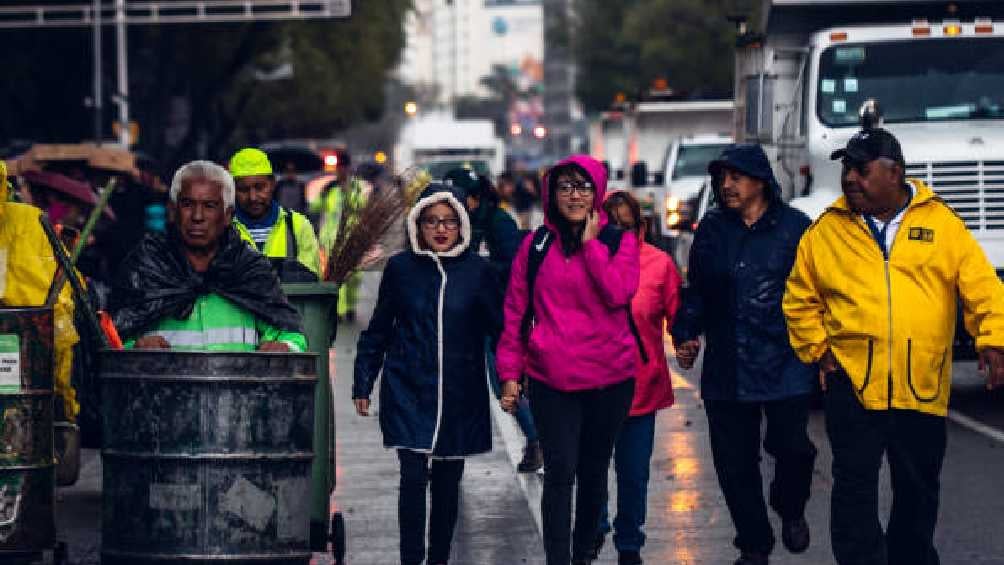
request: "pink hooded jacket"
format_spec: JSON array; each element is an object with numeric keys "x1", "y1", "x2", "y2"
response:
[{"x1": 496, "y1": 155, "x2": 641, "y2": 391}]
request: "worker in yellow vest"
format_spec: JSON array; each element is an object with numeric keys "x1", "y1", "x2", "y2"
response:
[
  {"x1": 229, "y1": 148, "x2": 321, "y2": 282},
  {"x1": 309, "y1": 152, "x2": 363, "y2": 320}
]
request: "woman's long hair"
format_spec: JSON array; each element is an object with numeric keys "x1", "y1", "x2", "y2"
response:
[
  {"x1": 603, "y1": 191, "x2": 644, "y2": 238},
  {"x1": 546, "y1": 162, "x2": 593, "y2": 257}
]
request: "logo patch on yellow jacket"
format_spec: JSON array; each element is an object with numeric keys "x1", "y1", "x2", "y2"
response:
[{"x1": 908, "y1": 227, "x2": 935, "y2": 243}]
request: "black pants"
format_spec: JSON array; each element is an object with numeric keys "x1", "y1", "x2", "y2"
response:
[
  {"x1": 705, "y1": 395, "x2": 817, "y2": 555},
  {"x1": 397, "y1": 449, "x2": 466, "y2": 565},
  {"x1": 825, "y1": 371, "x2": 946, "y2": 565},
  {"x1": 529, "y1": 377, "x2": 635, "y2": 565}
]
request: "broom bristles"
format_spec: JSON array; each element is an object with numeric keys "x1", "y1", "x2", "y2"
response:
[{"x1": 323, "y1": 169, "x2": 432, "y2": 284}]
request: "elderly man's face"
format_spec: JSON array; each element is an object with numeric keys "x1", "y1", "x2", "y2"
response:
[{"x1": 171, "y1": 180, "x2": 232, "y2": 252}]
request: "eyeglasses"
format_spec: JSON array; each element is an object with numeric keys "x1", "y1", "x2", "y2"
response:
[
  {"x1": 420, "y1": 216, "x2": 460, "y2": 231},
  {"x1": 556, "y1": 180, "x2": 595, "y2": 196}
]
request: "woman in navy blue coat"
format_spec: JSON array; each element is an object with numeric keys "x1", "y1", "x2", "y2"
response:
[{"x1": 353, "y1": 183, "x2": 503, "y2": 565}]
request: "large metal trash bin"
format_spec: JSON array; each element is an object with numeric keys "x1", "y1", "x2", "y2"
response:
[
  {"x1": 100, "y1": 350, "x2": 317, "y2": 564},
  {"x1": 281, "y1": 282, "x2": 339, "y2": 551},
  {"x1": 0, "y1": 307, "x2": 56, "y2": 561}
]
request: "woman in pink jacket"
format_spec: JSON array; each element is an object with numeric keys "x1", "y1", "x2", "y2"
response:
[
  {"x1": 592, "y1": 190, "x2": 682, "y2": 565},
  {"x1": 496, "y1": 155, "x2": 640, "y2": 565}
]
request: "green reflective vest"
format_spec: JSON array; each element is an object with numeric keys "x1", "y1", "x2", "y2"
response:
[
  {"x1": 310, "y1": 179, "x2": 365, "y2": 253},
  {"x1": 123, "y1": 293, "x2": 307, "y2": 352},
  {"x1": 233, "y1": 208, "x2": 321, "y2": 276}
]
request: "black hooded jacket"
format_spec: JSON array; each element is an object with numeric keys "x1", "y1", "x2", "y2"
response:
[
  {"x1": 110, "y1": 227, "x2": 303, "y2": 339},
  {"x1": 671, "y1": 144, "x2": 813, "y2": 401}
]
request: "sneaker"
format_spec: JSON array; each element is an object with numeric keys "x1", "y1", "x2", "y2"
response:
[
  {"x1": 734, "y1": 551, "x2": 769, "y2": 565},
  {"x1": 516, "y1": 441, "x2": 543, "y2": 473},
  {"x1": 618, "y1": 550, "x2": 643, "y2": 564},
  {"x1": 587, "y1": 532, "x2": 605, "y2": 560},
  {"x1": 781, "y1": 517, "x2": 810, "y2": 553}
]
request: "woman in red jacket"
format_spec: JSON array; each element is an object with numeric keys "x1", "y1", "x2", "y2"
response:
[{"x1": 593, "y1": 191, "x2": 682, "y2": 565}]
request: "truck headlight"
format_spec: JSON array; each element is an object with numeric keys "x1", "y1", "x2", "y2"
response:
[{"x1": 665, "y1": 196, "x2": 682, "y2": 228}]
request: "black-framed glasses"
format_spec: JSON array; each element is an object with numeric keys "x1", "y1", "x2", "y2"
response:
[
  {"x1": 556, "y1": 180, "x2": 595, "y2": 196},
  {"x1": 420, "y1": 216, "x2": 460, "y2": 231}
]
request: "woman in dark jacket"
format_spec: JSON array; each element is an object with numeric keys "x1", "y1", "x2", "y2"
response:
[
  {"x1": 671, "y1": 144, "x2": 817, "y2": 565},
  {"x1": 352, "y1": 183, "x2": 502, "y2": 565}
]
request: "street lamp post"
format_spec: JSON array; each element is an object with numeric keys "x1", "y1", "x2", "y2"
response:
[
  {"x1": 93, "y1": 0, "x2": 102, "y2": 145},
  {"x1": 115, "y1": 0, "x2": 129, "y2": 147}
]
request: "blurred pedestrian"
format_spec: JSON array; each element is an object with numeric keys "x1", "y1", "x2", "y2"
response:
[
  {"x1": 0, "y1": 161, "x2": 79, "y2": 422},
  {"x1": 515, "y1": 172, "x2": 544, "y2": 230},
  {"x1": 590, "y1": 191, "x2": 681, "y2": 565},
  {"x1": 310, "y1": 151, "x2": 363, "y2": 321},
  {"x1": 784, "y1": 128, "x2": 1004, "y2": 565},
  {"x1": 229, "y1": 148, "x2": 321, "y2": 282},
  {"x1": 352, "y1": 183, "x2": 503, "y2": 565},
  {"x1": 274, "y1": 161, "x2": 307, "y2": 214},
  {"x1": 671, "y1": 144, "x2": 816, "y2": 565},
  {"x1": 443, "y1": 168, "x2": 543, "y2": 472},
  {"x1": 496, "y1": 170, "x2": 519, "y2": 221},
  {"x1": 496, "y1": 155, "x2": 641, "y2": 565}
]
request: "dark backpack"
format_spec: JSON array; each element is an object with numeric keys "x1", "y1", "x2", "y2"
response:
[{"x1": 519, "y1": 225, "x2": 648, "y2": 363}]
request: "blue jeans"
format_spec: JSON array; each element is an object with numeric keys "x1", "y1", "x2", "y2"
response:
[
  {"x1": 486, "y1": 343, "x2": 538, "y2": 442},
  {"x1": 598, "y1": 412, "x2": 657, "y2": 553}
]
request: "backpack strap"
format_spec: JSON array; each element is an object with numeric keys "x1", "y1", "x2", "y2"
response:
[
  {"x1": 519, "y1": 226, "x2": 553, "y2": 344},
  {"x1": 283, "y1": 208, "x2": 298, "y2": 260},
  {"x1": 519, "y1": 223, "x2": 648, "y2": 364}
]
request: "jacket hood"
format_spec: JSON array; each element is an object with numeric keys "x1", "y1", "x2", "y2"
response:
[
  {"x1": 708, "y1": 144, "x2": 782, "y2": 204},
  {"x1": 406, "y1": 183, "x2": 473, "y2": 258},
  {"x1": 541, "y1": 154, "x2": 609, "y2": 230}
]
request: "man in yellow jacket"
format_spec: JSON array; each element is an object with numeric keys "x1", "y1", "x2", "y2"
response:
[
  {"x1": 783, "y1": 128, "x2": 1004, "y2": 565},
  {"x1": 0, "y1": 160, "x2": 79, "y2": 421},
  {"x1": 229, "y1": 148, "x2": 321, "y2": 281}
]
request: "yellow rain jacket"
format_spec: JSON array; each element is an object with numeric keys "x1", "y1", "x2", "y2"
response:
[
  {"x1": 784, "y1": 180, "x2": 1004, "y2": 416},
  {"x1": 0, "y1": 167, "x2": 79, "y2": 420}
]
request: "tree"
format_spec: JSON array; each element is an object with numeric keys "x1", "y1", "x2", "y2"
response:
[
  {"x1": 572, "y1": 0, "x2": 759, "y2": 113},
  {"x1": 0, "y1": 0, "x2": 412, "y2": 174}
]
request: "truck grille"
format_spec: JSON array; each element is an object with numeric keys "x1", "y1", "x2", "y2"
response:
[{"x1": 906, "y1": 161, "x2": 1004, "y2": 231}]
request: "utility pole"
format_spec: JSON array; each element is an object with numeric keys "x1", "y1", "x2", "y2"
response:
[
  {"x1": 115, "y1": 0, "x2": 129, "y2": 146},
  {"x1": 93, "y1": 0, "x2": 103, "y2": 144}
]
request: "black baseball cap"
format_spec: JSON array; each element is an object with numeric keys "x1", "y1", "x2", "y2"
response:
[{"x1": 830, "y1": 128, "x2": 904, "y2": 165}]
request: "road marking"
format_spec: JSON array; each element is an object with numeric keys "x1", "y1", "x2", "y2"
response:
[{"x1": 947, "y1": 409, "x2": 1004, "y2": 444}]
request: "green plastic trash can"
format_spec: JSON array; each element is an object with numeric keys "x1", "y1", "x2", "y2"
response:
[{"x1": 281, "y1": 282, "x2": 340, "y2": 554}]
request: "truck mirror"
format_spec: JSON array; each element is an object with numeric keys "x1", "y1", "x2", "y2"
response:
[{"x1": 631, "y1": 162, "x2": 649, "y2": 187}]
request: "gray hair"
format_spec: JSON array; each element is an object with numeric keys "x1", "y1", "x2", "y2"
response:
[{"x1": 169, "y1": 160, "x2": 235, "y2": 209}]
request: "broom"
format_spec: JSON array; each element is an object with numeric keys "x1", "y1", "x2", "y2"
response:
[{"x1": 323, "y1": 168, "x2": 432, "y2": 284}]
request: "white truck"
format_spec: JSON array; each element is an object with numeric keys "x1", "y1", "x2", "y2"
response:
[
  {"x1": 590, "y1": 100, "x2": 733, "y2": 254},
  {"x1": 393, "y1": 115, "x2": 505, "y2": 179},
  {"x1": 736, "y1": 0, "x2": 1004, "y2": 355}
]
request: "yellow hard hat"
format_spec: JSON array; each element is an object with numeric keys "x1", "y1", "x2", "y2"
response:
[{"x1": 228, "y1": 148, "x2": 273, "y2": 178}]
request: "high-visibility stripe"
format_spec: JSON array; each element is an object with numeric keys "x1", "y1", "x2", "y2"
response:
[{"x1": 145, "y1": 327, "x2": 259, "y2": 348}]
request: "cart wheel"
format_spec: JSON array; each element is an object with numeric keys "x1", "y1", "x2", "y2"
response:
[
  {"x1": 53, "y1": 542, "x2": 68, "y2": 565},
  {"x1": 330, "y1": 512, "x2": 346, "y2": 564}
]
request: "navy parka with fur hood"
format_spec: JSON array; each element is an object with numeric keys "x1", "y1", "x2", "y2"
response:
[{"x1": 352, "y1": 184, "x2": 503, "y2": 456}]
